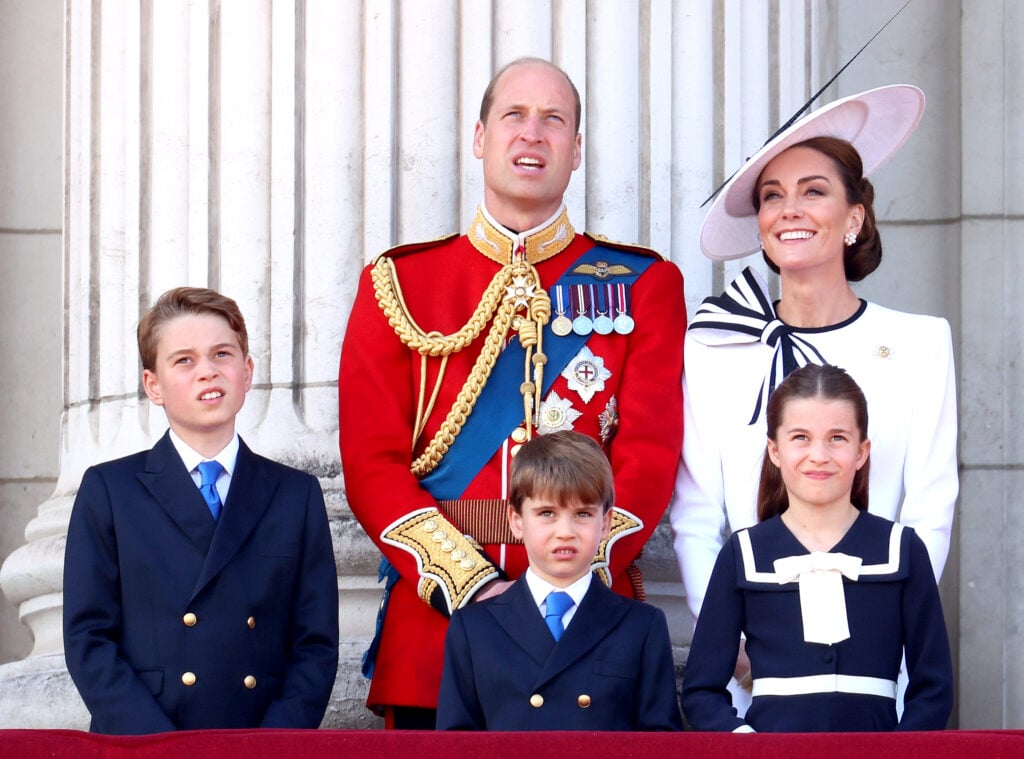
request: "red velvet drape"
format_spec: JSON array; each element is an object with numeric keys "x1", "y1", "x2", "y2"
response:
[{"x1": 2, "y1": 728, "x2": 1023, "y2": 758}]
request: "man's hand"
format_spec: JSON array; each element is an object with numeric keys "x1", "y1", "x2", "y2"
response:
[{"x1": 474, "y1": 579, "x2": 516, "y2": 602}]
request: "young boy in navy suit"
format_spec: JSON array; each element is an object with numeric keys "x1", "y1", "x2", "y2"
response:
[
  {"x1": 436, "y1": 431, "x2": 682, "y2": 730},
  {"x1": 63, "y1": 287, "x2": 339, "y2": 734}
]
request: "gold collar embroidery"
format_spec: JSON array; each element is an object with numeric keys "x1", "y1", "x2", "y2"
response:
[{"x1": 468, "y1": 206, "x2": 576, "y2": 265}]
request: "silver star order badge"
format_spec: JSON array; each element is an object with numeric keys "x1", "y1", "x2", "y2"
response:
[
  {"x1": 561, "y1": 345, "x2": 612, "y2": 403},
  {"x1": 504, "y1": 275, "x2": 536, "y2": 309},
  {"x1": 537, "y1": 392, "x2": 582, "y2": 434}
]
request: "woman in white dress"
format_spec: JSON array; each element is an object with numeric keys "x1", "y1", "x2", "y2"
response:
[{"x1": 671, "y1": 85, "x2": 958, "y2": 700}]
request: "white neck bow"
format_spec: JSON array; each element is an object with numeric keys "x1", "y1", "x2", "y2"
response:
[{"x1": 773, "y1": 552, "x2": 863, "y2": 645}]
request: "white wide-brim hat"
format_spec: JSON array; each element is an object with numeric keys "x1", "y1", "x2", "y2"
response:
[{"x1": 699, "y1": 84, "x2": 926, "y2": 261}]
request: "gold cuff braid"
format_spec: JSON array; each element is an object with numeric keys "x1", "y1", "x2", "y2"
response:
[
  {"x1": 381, "y1": 508, "x2": 498, "y2": 614},
  {"x1": 593, "y1": 507, "x2": 645, "y2": 587}
]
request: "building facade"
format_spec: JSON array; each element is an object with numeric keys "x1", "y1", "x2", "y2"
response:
[{"x1": 0, "y1": 0, "x2": 1020, "y2": 729}]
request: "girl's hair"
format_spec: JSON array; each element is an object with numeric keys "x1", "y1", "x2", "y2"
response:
[
  {"x1": 756, "y1": 363, "x2": 870, "y2": 521},
  {"x1": 753, "y1": 136, "x2": 882, "y2": 282}
]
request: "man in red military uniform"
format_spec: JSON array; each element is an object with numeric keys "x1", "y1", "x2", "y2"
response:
[{"x1": 338, "y1": 57, "x2": 685, "y2": 728}]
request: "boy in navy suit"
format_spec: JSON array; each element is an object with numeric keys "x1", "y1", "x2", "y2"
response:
[
  {"x1": 436, "y1": 431, "x2": 682, "y2": 730},
  {"x1": 63, "y1": 287, "x2": 339, "y2": 734}
]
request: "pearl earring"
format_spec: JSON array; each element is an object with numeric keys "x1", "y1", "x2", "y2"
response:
[{"x1": 844, "y1": 231, "x2": 857, "y2": 247}]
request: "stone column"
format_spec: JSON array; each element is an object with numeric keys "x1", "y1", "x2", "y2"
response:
[
  {"x1": 0, "y1": 0, "x2": 63, "y2": 668},
  {"x1": 958, "y1": 0, "x2": 1024, "y2": 729},
  {"x1": 0, "y1": 0, "x2": 376, "y2": 728}
]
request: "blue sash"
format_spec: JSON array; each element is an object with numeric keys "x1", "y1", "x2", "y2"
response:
[{"x1": 419, "y1": 245, "x2": 656, "y2": 499}]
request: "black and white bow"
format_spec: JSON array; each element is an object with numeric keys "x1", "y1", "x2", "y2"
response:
[{"x1": 688, "y1": 267, "x2": 828, "y2": 424}]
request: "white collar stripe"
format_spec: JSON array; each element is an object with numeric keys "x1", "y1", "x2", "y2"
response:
[{"x1": 738, "y1": 522, "x2": 904, "y2": 583}]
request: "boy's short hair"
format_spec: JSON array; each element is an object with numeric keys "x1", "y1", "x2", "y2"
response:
[
  {"x1": 509, "y1": 431, "x2": 614, "y2": 513},
  {"x1": 138, "y1": 287, "x2": 249, "y2": 372}
]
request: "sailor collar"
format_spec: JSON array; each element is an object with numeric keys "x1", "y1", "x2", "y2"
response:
[
  {"x1": 736, "y1": 514, "x2": 907, "y2": 646},
  {"x1": 468, "y1": 204, "x2": 576, "y2": 265},
  {"x1": 736, "y1": 513, "x2": 908, "y2": 588}
]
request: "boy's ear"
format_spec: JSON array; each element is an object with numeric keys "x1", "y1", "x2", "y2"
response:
[
  {"x1": 600, "y1": 507, "x2": 613, "y2": 539},
  {"x1": 507, "y1": 502, "x2": 524, "y2": 540},
  {"x1": 142, "y1": 369, "x2": 165, "y2": 407},
  {"x1": 244, "y1": 354, "x2": 254, "y2": 391}
]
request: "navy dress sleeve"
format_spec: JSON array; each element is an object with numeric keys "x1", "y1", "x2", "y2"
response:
[
  {"x1": 680, "y1": 535, "x2": 748, "y2": 732},
  {"x1": 898, "y1": 529, "x2": 954, "y2": 730}
]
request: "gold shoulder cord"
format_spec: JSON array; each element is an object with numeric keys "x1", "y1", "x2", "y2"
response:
[{"x1": 371, "y1": 255, "x2": 550, "y2": 477}]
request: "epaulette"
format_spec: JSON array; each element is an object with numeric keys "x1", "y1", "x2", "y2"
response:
[
  {"x1": 584, "y1": 231, "x2": 667, "y2": 262},
  {"x1": 371, "y1": 232, "x2": 460, "y2": 265}
]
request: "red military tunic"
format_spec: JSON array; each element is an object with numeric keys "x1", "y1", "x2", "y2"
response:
[{"x1": 338, "y1": 205, "x2": 685, "y2": 713}]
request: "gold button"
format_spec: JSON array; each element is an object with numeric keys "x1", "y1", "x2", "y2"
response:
[
  {"x1": 441, "y1": 539, "x2": 456, "y2": 552},
  {"x1": 460, "y1": 558, "x2": 476, "y2": 570},
  {"x1": 422, "y1": 519, "x2": 438, "y2": 533},
  {"x1": 577, "y1": 694, "x2": 592, "y2": 708},
  {"x1": 432, "y1": 530, "x2": 447, "y2": 542},
  {"x1": 243, "y1": 675, "x2": 257, "y2": 689},
  {"x1": 247, "y1": 616, "x2": 256, "y2": 629},
  {"x1": 182, "y1": 612, "x2": 197, "y2": 627},
  {"x1": 530, "y1": 693, "x2": 544, "y2": 708},
  {"x1": 511, "y1": 427, "x2": 528, "y2": 444},
  {"x1": 181, "y1": 672, "x2": 196, "y2": 686},
  {"x1": 510, "y1": 444, "x2": 522, "y2": 457}
]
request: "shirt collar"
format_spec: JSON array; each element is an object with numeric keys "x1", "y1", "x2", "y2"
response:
[
  {"x1": 524, "y1": 567, "x2": 593, "y2": 610},
  {"x1": 168, "y1": 429, "x2": 240, "y2": 476}
]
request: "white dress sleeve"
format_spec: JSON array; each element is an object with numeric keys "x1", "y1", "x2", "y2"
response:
[
  {"x1": 894, "y1": 316, "x2": 958, "y2": 580},
  {"x1": 671, "y1": 371, "x2": 729, "y2": 620}
]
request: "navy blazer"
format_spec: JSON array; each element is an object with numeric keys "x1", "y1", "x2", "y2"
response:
[
  {"x1": 63, "y1": 432, "x2": 339, "y2": 734},
  {"x1": 681, "y1": 513, "x2": 953, "y2": 732},
  {"x1": 437, "y1": 574, "x2": 682, "y2": 731}
]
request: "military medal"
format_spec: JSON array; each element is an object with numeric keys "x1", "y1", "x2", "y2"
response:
[
  {"x1": 562, "y1": 346, "x2": 612, "y2": 403},
  {"x1": 550, "y1": 285, "x2": 573, "y2": 336},
  {"x1": 593, "y1": 284, "x2": 614, "y2": 335},
  {"x1": 571, "y1": 284, "x2": 593, "y2": 335},
  {"x1": 613, "y1": 283, "x2": 635, "y2": 335},
  {"x1": 537, "y1": 392, "x2": 582, "y2": 434},
  {"x1": 598, "y1": 396, "x2": 619, "y2": 444}
]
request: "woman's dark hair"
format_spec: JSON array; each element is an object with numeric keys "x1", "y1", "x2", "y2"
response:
[
  {"x1": 753, "y1": 136, "x2": 883, "y2": 282},
  {"x1": 757, "y1": 363, "x2": 870, "y2": 521}
]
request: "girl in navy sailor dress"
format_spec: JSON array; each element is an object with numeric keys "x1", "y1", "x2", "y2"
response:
[{"x1": 681, "y1": 364, "x2": 953, "y2": 732}]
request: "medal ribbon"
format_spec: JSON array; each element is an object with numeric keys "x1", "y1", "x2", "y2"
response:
[{"x1": 615, "y1": 283, "x2": 629, "y2": 315}]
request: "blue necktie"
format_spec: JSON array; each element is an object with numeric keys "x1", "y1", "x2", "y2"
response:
[
  {"x1": 544, "y1": 591, "x2": 574, "y2": 642},
  {"x1": 197, "y1": 460, "x2": 225, "y2": 521}
]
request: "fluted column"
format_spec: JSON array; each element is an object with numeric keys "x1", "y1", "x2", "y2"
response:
[
  {"x1": 957, "y1": 0, "x2": 1024, "y2": 729},
  {"x1": 0, "y1": 0, "x2": 377, "y2": 728}
]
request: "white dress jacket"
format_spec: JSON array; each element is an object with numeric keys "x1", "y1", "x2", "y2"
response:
[{"x1": 671, "y1": 268, "x2": 958, "y2": 619}]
